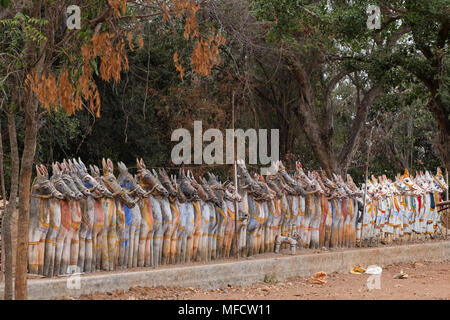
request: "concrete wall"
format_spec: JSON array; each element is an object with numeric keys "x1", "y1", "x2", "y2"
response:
[{"x1": 1, "y1": 241, "x2": 449, "y2": 300}]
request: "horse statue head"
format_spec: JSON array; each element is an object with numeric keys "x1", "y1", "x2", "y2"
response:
[
  {"x1": 65, "y1": 159, "x2": 91, "y2": 198},
  {"x1": 346, "y1": 174, "x2": 363, "y2": 197},
  {"x1": 33, "y1": 164, "x2": 64, "y2": 200},
  {"x1": 199, "y1": 176, "x2": 221, "y2": 207},
  {"x1": 117, "y1": 161, "x2": 149, "y2": 199},
  {"x1": 56, "y1": 161, "x2": 84, "y2": 200},
  {"x1": 276, "y1": 160, "x2": 307, "y2": 196},
  {"x1": 186, "y1": 170, "x2": 209, "y2": 202},
  {"x1": 434, "y1": 167, "x2": 448, "y2": 191},
  {"x1": 223, "y1": 180, "x2": 242, "y2": 203},
  {"x1": 157, "y1": 168, "x2": 178, "y2": 199},
  {"x1": 414, "y1": 171, "x2": 431, "y2": 194},
  {"x1": 50, "y1": 163, "x2": 75, "y2": 200},
  {"x1": 206, "y1": 172, "x2": 226, "y2": 206},
  {"x1": 177, "y1": 168, "x2": 200, "y2": 202},
  {"x1": 71, "y1": 158, "x2": 107, "y2": 198},
  {"x1": 88, "y1": 164, "x2": 114, "y2": 198},
  {"x1": 135, "y1": 158, "x2": 169, "y2": 198},
  {"x1": 424, "y1": 170, "x2": 444, "y2": 194},
  {"x1": 101, "y1": 158, "x2": 136, "y2": 208},
  {"x1": 400, "y1": 169, "x2": 420, "y2": 195},
  {"x1": 253, "y1": 173, "x2": 274, "y2": 201}
]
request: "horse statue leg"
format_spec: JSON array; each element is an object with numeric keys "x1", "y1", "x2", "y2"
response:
[
  {"x1": 208, "y1": 205, "x2": 218, "y2": 260},
  {"x1": 199, "y1": 202, "x2": 210, "y2": 261},
  {"x1": 91, "y1": 198, "x2": 104, "y2": 272},
  {"x1": 169, "y1": 200, "x2": 180, "y2": 264},
  {"x1": 107, "y1": 198, "x2": 117, "y2": 271},
  {"x1": 115, "y1": 200, "x2": 127, "y2": 269},
  {"x1": 318, "y1": 195, "x2": 327, "y2": 248},
  {"x1": 78, "y1": 198, "x2": 94, "y2": 272},
  {"x1": 160, "y1": 198, "x2": 173, "y2": 265},
  {"x1": 324, "y1": 200, "x2": 333, "y2": 248},
  {"x1": 44, "y1": 198, "x2": 61, "y2": 277},
  {"x1": 69, "y1": 200, "x2": 82, "y2": 271},
  {"x1": 185, "y1": 202, "x2": 195, "y2": 263},
  {"x1": 176, "y1": 202, "x2": 187, "y2": 264},
  {"x1": 137, "y1": 196, "x2": 153, "y2": 267},
  {"x1": 255, "y1": 201, "x2": 264, "y2": 254},
  {"x1": 150, "y1": 196, "x2": 163, "y2": 267},
  {"x1": 191, "y1": 200, "x2": 202, "y2": 261},
  {"x1": 310, "y1": 195, "x2": 321, "y2": 250},
  {"x1": 54, "y1": 199, "x2": 71, "y2": 275},
  {"x1": 262, "y1": 201, "x2": 271, "y2": 253},
  {"x1": 100, "y1": 198, "x2": 112, "y2": 270},
  {"x1": 246, "y1": 195, "x2": 258, "y2": 257},
  {"x1": 28, "y1": 198, "x2": 45, "y2": 275}
]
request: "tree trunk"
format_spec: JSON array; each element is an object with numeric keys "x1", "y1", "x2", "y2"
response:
[
  {"x1": 427, "y1": 98, "x2": 450, "y2": 175},
  {"x1": 14, "y1": 95, "x2": 39, "y2": 300},
  {"x1": 0, "y1": 119, "x2": 5, "y2": 283},
  {"x1": 2, "y1": 112, "x2": 20, "y2": 300}
]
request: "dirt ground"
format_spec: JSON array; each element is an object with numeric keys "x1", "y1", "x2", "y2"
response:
[{"x1": 70, "y1": 260, "x2": 449, "y2": 300}]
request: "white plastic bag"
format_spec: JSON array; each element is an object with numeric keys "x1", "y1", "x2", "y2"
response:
[{"x1": 365, "y1": 265, "x2": 382, "y2": 275}]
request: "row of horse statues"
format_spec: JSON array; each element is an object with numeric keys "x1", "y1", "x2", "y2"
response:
[{"x1": 28, "y1": 158, "x2": 448, "y2": 277}]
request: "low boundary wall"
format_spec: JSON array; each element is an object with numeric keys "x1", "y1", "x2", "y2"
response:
[{"x1": 1, "y1": 241, "x2": 448, "y2": 299}]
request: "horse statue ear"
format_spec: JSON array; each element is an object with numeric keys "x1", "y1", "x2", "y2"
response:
[
  {"x1": 102, "y1": 158, "x2": 109, "y2": 175},
  {"x1": 67, "y1": 159, "x2": 75, "y2": 173},
  {"x1": 40, "y1": 164, "x2": 49, "y2": 177},
  {"x1": 78, "y1": 157, "x2": 87, "y2": 170},
  {"x1": 136, "y1": 158, "x2": 141, "y2": 171},
  {"x1": 152, "y1": 169, "x2": 158, "y2": 176},
  {"x1": 437, "y1": 167, "x2": 442, "y2": 176},
  {"x1": 117, "y1": 161, "x2": 127, "y2": 174},
  {"x1": 139, "y1": 158, "x2": 146, "y2": 169},
  {"x1": 106, "y1": 158, "x2": 114, "y2": 173},
  {"x1": 89, "y1": 164, "x2": 95, "y2": 176},
  {"x1": 52, "y1": 162, "x2": 59, "y2": 175},
  {"x1": 72, "y1": 158, "x2": 81, "y2": 171},
  {"x1": 56, "y1": 161, "x2": 65, "y2": 173},
  {"x1": 36, "y1": 165, "x2": 45, "y2": 177}
]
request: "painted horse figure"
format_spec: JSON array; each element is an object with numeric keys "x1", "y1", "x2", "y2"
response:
[
  {"x1": 199, "y1": 176, "x2": 221, "y2": 260},
  {"x1": 53, "y1": 161, "x2": 84, "y2": 275},
  {"x1": 65, "y1": 159, "x2": 94, "y2": 273},
  {"x1": 29, "y1": 165, "x2": 63, "y2": 275},
  {"x1": 136, "y1": 158, "x2": 169, "y2": 267},
  {"x1": 222, "y1": 180, "x2": 242, "y2": 258},
  {"x1": 187, "y1": 170, "x2": 211, "y2": 261},
  {"x1": 43, "y1": 165, "x2": 74, "y2": 277},
  {"x1": 73, "y1": 158, "x2": 111, "y2": 272},
  {"x1": 236, "y1": 160, "x2": 267, "y2": 257},
  {"x1": 158, "y1": 168, "x2": 181, "y2": 264},
  {"x1": 100, "y1": 158, "x2": 136, "y2": 270},
  {"x1": 117, "y1": 161, "x2": 146, "y2": 268}
]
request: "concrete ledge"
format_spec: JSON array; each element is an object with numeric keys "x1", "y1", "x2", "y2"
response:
[{"x1": 1, "y1": 241, "x2": 449, "y2": 300}]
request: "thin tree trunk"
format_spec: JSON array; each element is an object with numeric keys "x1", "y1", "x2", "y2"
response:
[
  {"x1": 426, "y1": 98, "x2": 450, "y2": 175},
  {"x1": 15, "y1": 95, "x2": 39, "y2": 300},
  {"x1": 0, "y1": 121, "x2": 6, "y2": 210},
  {"x1": 0, "y1": 119, "x2": 5, "y2": 283},
  {"x1": 3, "y1": 112, "x2": 20, "y2": 300}
]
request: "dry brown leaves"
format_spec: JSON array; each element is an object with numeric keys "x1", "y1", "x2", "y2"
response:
[{"x1": 309, "y1": 271, "x2": 327, "y2": 285}]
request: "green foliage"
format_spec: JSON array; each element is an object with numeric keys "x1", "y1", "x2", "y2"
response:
[{"x1": 0, "y1": 13, "x2": 48, "y2": 44}]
